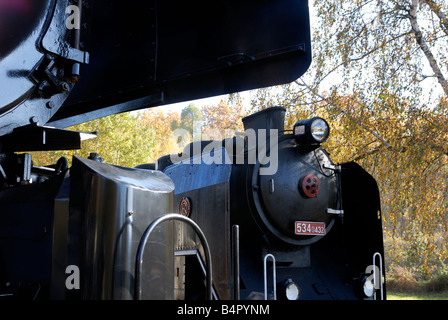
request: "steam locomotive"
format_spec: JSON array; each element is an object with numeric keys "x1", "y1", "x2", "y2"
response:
[
  {"x1": 0, "y1": 0, "x2": 386, "y2": 300},
  {"x1": 159, "y1": 106, "x2": 386, "y2": 300}
]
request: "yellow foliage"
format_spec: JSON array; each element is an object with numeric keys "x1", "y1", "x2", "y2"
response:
[{"x1": 139, "y1": 108, "x2": 182, "y2": 161}]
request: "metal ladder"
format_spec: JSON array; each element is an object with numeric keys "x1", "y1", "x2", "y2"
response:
[{"x1": 134, "y1": 213, "x2": 213, "y2": 300}]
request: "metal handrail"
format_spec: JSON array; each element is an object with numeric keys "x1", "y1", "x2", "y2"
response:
[
  {"x1": 134, "y1": 213, "x2": 213, "y2": 300},
  {"x1": 263, "y1": 253, "x2": 277, "y2": 300},
  {"x1": 373, "y1": 252, "x2": 384, "y2": 300}
]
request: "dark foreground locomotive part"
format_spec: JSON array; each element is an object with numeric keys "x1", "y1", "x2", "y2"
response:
[
  {"x1": 0, "y1": 0, "x2": 89, "y2": 137},
  {"x1": 0, "y1": 155, "x2": 176, "y2": 299},
  {"x1": 67, "y1": 156, "x2": 176, "y2": 300},
  {"x1": 0, "y1": 0, "x2": 312, "y2": 137}
]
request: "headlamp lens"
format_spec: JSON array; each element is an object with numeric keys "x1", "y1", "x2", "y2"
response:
[
  {"x1": 285, "y1": 279, "x2": 300, "y2": 300},
  {"x1": 310, "y1": 118, "x2": 329, "y2": 142},
  {"x1": 363, "y1": 276, "x2": 374, "y2": 297}
]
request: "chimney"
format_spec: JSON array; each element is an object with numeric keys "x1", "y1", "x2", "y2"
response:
[{"x1": 242, "y1": 106, "x2": 286, "y2": 136}]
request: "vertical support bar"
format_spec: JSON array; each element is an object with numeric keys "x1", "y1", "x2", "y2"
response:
[
  {"x1": 373, "y1": 252, "x2": 383, "y2": 300},
  {"x1": 71, "y1": 0, "x2": 83, "y2": 81},
  {"x1": 232, "y1": 225, "x2": 240, "y2": 300},
  {"x1": 263, "y1": 254, "x2": 277, "y2": 300},
  {"x1": 135, "y1": 213, "x2": 212, "y2": 300}
]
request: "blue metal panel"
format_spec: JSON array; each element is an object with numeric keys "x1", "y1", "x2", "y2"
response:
[{"x1": 164, "y1": 147, "x2": 232, "y2": 194}]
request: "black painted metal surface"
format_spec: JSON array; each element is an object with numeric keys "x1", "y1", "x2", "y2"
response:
[{"x1": 0, "y1": 0, "x2": 311, "y2": 135}]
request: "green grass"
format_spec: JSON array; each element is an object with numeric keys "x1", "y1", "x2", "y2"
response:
[{"x1": 388, "y1": 291, "x2": 448, "y2": 300}]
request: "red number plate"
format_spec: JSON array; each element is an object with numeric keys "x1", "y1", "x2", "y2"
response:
[{"x1": 294, "y1": 221, "x2": 326, "y2": 236}]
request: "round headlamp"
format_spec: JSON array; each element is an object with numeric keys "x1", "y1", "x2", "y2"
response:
[
  {"x1": 310, "y1": 118, "x2": 329, "y2": 142},
  {"x1": 293, "y1": 117, "x2": 330, "y2": 145},
  {"x1": 283, "y1": 278, "x2": 300, "y2": 300},
  {"x1": 362, "y1": 276, "x2": 375, "y2": 298}
]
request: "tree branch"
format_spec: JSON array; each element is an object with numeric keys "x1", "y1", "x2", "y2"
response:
[
  {"x1": 409, "y1": 0, "x2": 448, "y2": 95},
  {"x1": 311, "y1": 32, "x2": 412, "y2": 93},
  {"x1": 351, "y1": 146, "x2": 383, "y2": 162},
  {"x1": 421, "y1": 0, "x2": 448, "y2": 36},
  {"x1": 295, "y1": 79, "x2": 394, "y2": 149}
]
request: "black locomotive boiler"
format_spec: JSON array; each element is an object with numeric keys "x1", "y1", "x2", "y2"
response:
[{"x1": 161, "y1": 106, "x2": 386, "y2": 300}]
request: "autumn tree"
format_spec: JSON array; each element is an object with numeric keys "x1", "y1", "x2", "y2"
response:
[
  {"x1": 31, "y1": 112, "x2": 156, "y2": 168},
  {"x1": 139, "y1": 107, "x2": 182, "y2": 161},
  {"x1": 307, "y1": 0, "x2": 448, "y2": 277},
  {"x1": 202, "y1": 94, "x2": 246, "y2": 139},
  {"x1": 179, "y1": 103, "x2": 203, "y2": 137},
  {"x1": 137, "y1": 95, "x2": 248, "y2": 161},
  {"x1": 309, "y1": 0, "x2": 448, "y2": 101}
]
